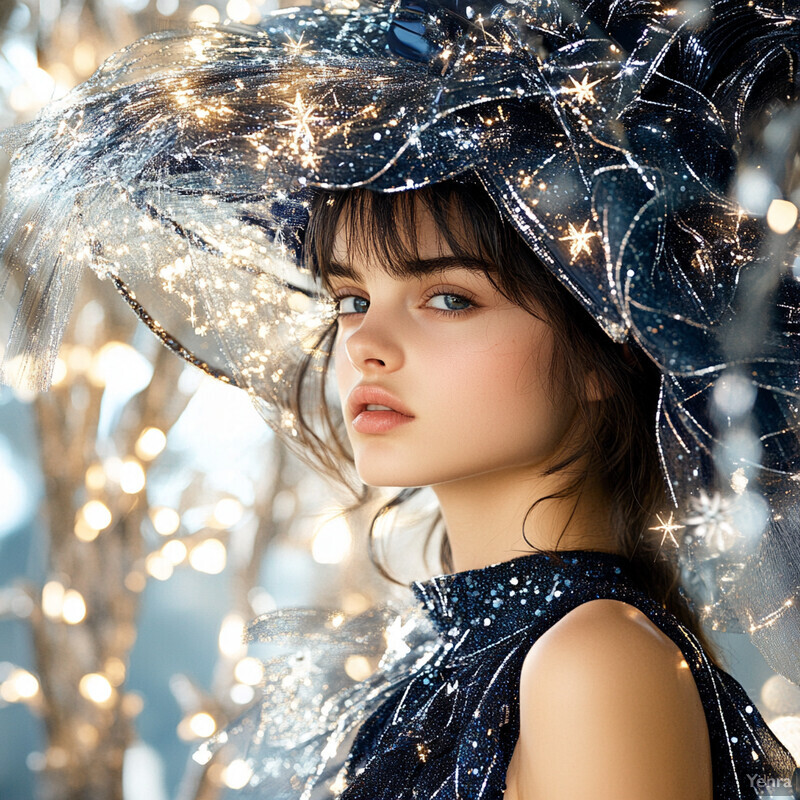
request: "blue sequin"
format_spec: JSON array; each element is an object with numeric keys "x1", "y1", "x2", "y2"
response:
[{"x1": 341, "y1": 550, "x2": 796, "y2": 799}]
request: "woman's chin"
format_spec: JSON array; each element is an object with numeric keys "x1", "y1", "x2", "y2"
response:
[
  {"x1": 354, "y1": 462, "x2": 433, "y2": 490},
  {"x1": 358, "y1": 474, "x2": 425, "y2": 490},
  {"x1": 354, "y1": 461, "x2": 480, "y2": 490}
]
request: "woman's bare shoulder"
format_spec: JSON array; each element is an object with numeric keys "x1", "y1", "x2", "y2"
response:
[
  {"x1": 530, "y1": 597, "x2": 686, "y2": 661},
  {"x1": 507, "y1": 599, "x2": 713, "y2": 800}
]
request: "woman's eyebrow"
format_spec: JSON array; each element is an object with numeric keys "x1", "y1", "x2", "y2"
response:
[
  {"x1": 325, "y1": 261, "x2": 362, "y2": 280},
  {"x1": 403, "y1": 256, "x2": 495, "y2": 276},
  {"x1": 326, "y1": 256, "x2": 494, "y2": 280}
]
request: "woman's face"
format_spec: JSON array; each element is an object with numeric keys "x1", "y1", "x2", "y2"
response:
[{"x1": 329, "y1": 200, "x2": 580, "y2": 489}]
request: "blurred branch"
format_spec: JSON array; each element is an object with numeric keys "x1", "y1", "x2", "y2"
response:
[
  {"x1": 28, "y1": 276, "x2": 192, "y2": 800},
  {"x1": 176, "y1": 437, "x2": 291, "y2": 800}
]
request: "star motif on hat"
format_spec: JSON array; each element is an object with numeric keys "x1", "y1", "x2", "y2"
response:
[
  {"x1": 558, "y1": 219, "x2": 597, "y2": 261},
  {"x1": 282, "y1": 33, "x2": 311, "y2": 54},
  {"x1": 276, "y1": 91, "x2": 324, "y2": 164},
  {"x1": 649, "y1": 512, "x2": 684, "y2": 548},
  {"x1": 562, "y1": 73, "x2": 603, "y2": 104}
]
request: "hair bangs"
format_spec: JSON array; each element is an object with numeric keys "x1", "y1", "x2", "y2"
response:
[{"x1": 303, "y1": 183, "x2": 500, "y2": 292}]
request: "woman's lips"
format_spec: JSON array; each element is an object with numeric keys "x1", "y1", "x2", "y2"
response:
[
  {"x1": 352, "y1": 408, "x2": 414, "y2": 434},
  {"x1": 347, "y1": 385, "x2": 415, "y2": 434}
]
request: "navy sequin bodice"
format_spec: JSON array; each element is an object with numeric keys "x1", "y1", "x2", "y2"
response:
[{"x1": 342, "y1": 549, "x2": 797, "y2": 799}]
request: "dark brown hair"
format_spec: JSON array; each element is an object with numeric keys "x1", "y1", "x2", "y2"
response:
[{"x1": 291, "y1": 175, "x2": 723, "y2": 668}]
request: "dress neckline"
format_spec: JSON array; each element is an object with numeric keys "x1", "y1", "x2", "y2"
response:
[{"x1": 410, "y1": 549, "x2": 635, "y2": 655}]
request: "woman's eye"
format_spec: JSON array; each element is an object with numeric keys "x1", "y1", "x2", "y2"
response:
[
  {"x1": 336, "y1": 295, "x2": 369, "y2": 314},
  {"x1": 427, "y1": 293, "x2": 473, "y2": 312}
]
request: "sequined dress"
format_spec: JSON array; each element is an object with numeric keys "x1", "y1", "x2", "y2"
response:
[{"x1": 339, "y1": 549, "x2": 797, "y2": 799}]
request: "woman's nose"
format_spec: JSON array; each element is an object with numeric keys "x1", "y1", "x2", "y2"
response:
[{"x1": 342, "y1": 309, "x2": 404, "y2": 373}]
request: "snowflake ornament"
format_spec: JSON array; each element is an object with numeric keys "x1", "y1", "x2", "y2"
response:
[{"x1": 682, "y1": 490, "x2": 741, "y2": 556}]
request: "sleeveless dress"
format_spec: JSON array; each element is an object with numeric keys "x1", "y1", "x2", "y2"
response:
[{"x1": 339, "y1": 549, "x2": 798, "y2": 799}]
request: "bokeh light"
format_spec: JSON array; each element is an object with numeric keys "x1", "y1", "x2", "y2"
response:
[
  {"x1": 344, "y1": 655, "x2": 372, "y2": 682},
  {"x1": 151, "y1": 507, "x2": 181, "y2": 536},
  {"x1": 188, "y1": 4, "x2": 220, "y2": 22},
  {"x1": 221, "y1": 759, "x2": 253, "y2": 790},
  {"x1": 213, "y1": 497, "x2": 243, "y2": 528},
  {"x1": 0, "y1": 668, "x2": 40, "y2": 702},
  {"x1": 233, "y1": 657, "x2": 264, "y2": 686},
  {"x1": 161, "y1": 539, "x2": 187, "y2": 565},
  {"x1": 135, "y1": 427, "x2": 167, "y2": 460},
  {"x1": 218, "y1": 614, "x2": 246, "y2": 658},
  {"x1": 120, "y1": 458, "x2": 146, "y2": 494},
  {"x1": 79, "y1": 673, "x2": 114, "y2": 705},
  {"x1": 188, "y1": 712, "x2": 216, "y2": 738},
  {"x1": 81, "y1": 500, "x2": 112, "y2": 532},
  {"x1": 189, "y1": 539, "x2": 226, "y2": 574},
  {"x1": 61, "y1": 589, "x2": 87, "y2": 625},
  {"x1": 145, "y1": 553, "x2": 174, "y2": 581},
  {"x1": 766, "y1": 199, "x2": 799, "y2": 234},
  {"x1": 312, "y1": 514, "x2": 352, "y2": 564},
  {"x1": 41, "y1": 581, "x2": 65, "y2": 619}
]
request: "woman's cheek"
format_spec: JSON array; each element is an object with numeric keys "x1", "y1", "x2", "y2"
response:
[{"x1": 333, "y1": 337, "x2": 354, "y2": 413}]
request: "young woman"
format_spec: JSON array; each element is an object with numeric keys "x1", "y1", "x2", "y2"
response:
[
  {"x1": 314, "y1": 181, "x2": 719, "y2": 797},
  {"x1": 272, "y1": 178, "x2": 793, "y2": 799},
  {"x1": 0, "y1": 0, "x2": 799, "y2": 796}
]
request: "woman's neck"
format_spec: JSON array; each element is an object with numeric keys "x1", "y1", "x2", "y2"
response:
[{"x1": 431, "y1": 464, "x2": 619, "y2": 574}]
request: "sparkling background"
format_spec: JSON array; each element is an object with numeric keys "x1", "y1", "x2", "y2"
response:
[{"x1": 0, "y1": 0, "x2": 798, "y2": 798}]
